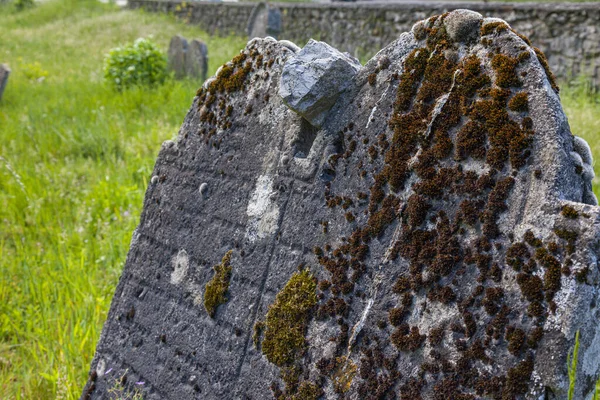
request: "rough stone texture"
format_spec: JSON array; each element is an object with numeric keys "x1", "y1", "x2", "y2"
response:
[
  {"x1": 279, "y1": 39, "x2": 361, "y2": 128},
  {"x1": 247, "y1": 2, "x2": 282, "y2": 40},
  {"x1": 168, "y1": 35, "x2": 188, "y2": 79},
  {"x1": 130, "y1": 0, "x2": 600, "y2": 89},
  {"x1": 185, "y1": 39, "x2": 209, "y2": 81},
  {"x1": 83, "y1": 11, "x2": 600, "y2": 400},
  {"x1": 0, "y1": 64, "x2": 10, "y2": 102}
]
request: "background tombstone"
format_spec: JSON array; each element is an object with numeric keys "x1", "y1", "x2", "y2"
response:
[
  {"x1": 247, "y1": 2, "x2": 282, "y2": 40},
  {"x1": 0, "y1": 64, "x2": 10, "y2": 102},
  {"x1": 168, "y1": 35, "x2": 188, "y2": 79},
  {"x1": 184, "y1": 39, "x2": 208, "y2": 81}
]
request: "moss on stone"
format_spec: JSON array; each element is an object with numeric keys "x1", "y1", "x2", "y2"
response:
[
  {"x1": 253, "y1": 320, "x2": 264, "y2": 349},
  {"x1": 508, "y1": 92, "x2": 529, "y2": 112},
  {"x1": 561, "y1": 205, "x2": 579, "y2": 219},
  {"x1": 332, "y1": 356, "x2": 357, "y2": 393},
  {"x1": 262, "y1": 269, "x2": 317, "y2": 367},
  {"x1": 203, "y1": 250, "x2": 233, "y2": 318},
  {"x1": 491, "y1": 53, "x2": 521, "y2": 88},
  {"x1": 290, "y1": 380, "x2": 323, "y2": 400},
  {"x1": 481, "y1": 21, "x2": 509, "y2": 36},
  {"x1": 533, "y1": 47, "x2": 559, "y2": 93}
]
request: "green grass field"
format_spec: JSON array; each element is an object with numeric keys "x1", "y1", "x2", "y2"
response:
[
  {"x1": 0, "y1": 1, "x2": 246, "y2": 398},
  {"x1": 0, "y1": 1, "x2": 599, "y2": 399}
]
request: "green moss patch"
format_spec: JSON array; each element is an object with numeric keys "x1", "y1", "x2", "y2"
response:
[
  {"x1": 203, "y1": 250, "x2": 233, "y2": 318},
  {"x1": 262, "y1": 269, "x2": 317, "y2": 367}
]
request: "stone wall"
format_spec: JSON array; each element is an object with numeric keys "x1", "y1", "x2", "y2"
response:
[{"x1": 129, "y1": 0, "x2": 600, "y2": 85}]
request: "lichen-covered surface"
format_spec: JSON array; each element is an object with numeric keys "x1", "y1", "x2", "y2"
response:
[{"x1": 83, "y1": 11, "x2": 600, "y2": 400}]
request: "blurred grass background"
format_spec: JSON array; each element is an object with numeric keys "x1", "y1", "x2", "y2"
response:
[
  {"x1": 0, "y1": 0, "x2": 246, "y2": 398},
  {"x1": 0, "y1": 0, "x2": 598, "y2": 399}
]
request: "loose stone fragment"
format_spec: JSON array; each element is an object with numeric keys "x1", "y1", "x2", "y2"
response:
[
  {"x1": 279, "y1": 39, "x2": 361, "y2": 128},
  {"x1": 443, "y1": 9, "x2": 483, "y2": 43}
]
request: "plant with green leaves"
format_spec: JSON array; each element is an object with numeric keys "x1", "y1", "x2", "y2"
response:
[
  {"x1": 567, "y1": 330, "x2": 580, "y2": 399},
  {"x1": 15, "y1": 0, "x2": 34, "y2": 11},
  {"x1": 567, "y1": 331, "x2": 600, "y2": 400},
  {"x1": 103, "y1": 37, "x2": 167, "y2": 91}
]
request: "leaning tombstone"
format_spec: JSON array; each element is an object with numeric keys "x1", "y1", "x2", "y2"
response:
[
  {"x1": 168, "y1": 35, "x2": 187, "y2": 79},
  {"x1": 0, "y1": 64, "x2": 10, "y2": 102},
  {"x1": 247, "y1": 2, "x2": 282, "y2": 40},
  {"x1": 185, "y1": 39, "x2": 208, "y2": 81},
  {"x1": 83, "y1": 10, "x2": 600, "y2": 399}
]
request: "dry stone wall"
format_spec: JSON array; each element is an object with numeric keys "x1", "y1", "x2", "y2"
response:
[
  {"x1": 129, "y1": 0, "x2": 600, "y2": 87},
  {"x1": 84, "y1": 9, "x2": 600, "y2": 400}
]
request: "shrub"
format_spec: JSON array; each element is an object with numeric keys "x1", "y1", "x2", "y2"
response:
[
  {"x1": 103, "y1": 38, "x2": 167, "y2": 90},
  {"x1": 20, "y1": 60, "x2": 48, "y2": 82},
  {"x1": 15, "y1": 0, "x2": 35, "y2": 11}
]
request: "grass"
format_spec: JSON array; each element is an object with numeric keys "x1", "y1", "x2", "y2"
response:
[
  {"x1": 567, "y1": 330, "x2": 580, "y2": 399},
  {"x1": 567, "y1": 331, "x2": 600, "y2": 399},
  {"x1": 0, "y1": 0, "x2": 599, "y2": 399},
  {"x1": 0, "y1": 0, "x2": 246, "y2": 398},
  {"x1": 562, "y1": 81, "x2": 600, "y2": 198}
]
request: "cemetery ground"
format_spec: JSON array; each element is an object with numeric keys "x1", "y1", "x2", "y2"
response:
[{"x1": 0, "y1": 0, "x2": 598, "y2": 399}]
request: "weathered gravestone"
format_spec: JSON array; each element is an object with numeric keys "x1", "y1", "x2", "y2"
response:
[
  {"x1": 185, "y1": 39, "x2": 209, "y2": 81},
  {"x1": 247, "y1": 2, "x2": 282, "y2": 40},
  {"x1": 168, "y1": 35, "x2": 208, "y2": 80},
  {"x1": 168, "y1": 35, "x2": 187, "y2": 79},
  {"x1": 0, "y1": 64, "x2": 10, "y2": 102},
  {"x1": 83, "y1": 10, "x2": 600, "y2": 400}
]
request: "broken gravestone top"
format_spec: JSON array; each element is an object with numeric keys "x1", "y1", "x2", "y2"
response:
[
  {"x1": 83, "y1": 9, "x2": 600, "y2": 400},
  {"x1": 279, "y1": 39, "x2": 361, "y2": 128},
  {"x1": 0, "y1": 64, "x2": 10, "y2": 102}
]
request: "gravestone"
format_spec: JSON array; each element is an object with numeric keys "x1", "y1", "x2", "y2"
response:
[
  {"x1": 0, "y1": 64, "x2": 10, "y2": 102},
  {"x1": 247, "y1": 2, "x2": 282, "y2": 40},
  {"x1": 185, "y1": 39, "x2": 209, "y2": 81},
  {"x1": 169, "y1": 35, "x2": 209, "y2": 81},
  {"x1": 168, "y1": 35, "x2": 188, "y2": 80},
  {"x1": 83, "y1": 10, "x2": 600, "y2": 400}
]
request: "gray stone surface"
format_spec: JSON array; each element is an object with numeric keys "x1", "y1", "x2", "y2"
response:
[
  {"x1": 443, "y1": 9, "x2": 483, "y2": 43},
  {"x1": 247, "y1": 2, "x2": 282, "y2": 40},
  {"x1": 279, "y1": 39, "x2": 361, "y2": 128},
  {"x1": 83, "y1": 11, "x2": 600, "y2": 400},
  {"x1": 0, "y1": 64, "x2": 10, "y2": 102},
  {"x1": 185, "y1": 39, "x2": 208, "y2": 81},
  {"x1": 168, "y1": 35, "x2": 188, "y2": 79}
]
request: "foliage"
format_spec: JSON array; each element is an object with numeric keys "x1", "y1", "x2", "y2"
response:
[
  {"x1": 103, "y1": 37, "x2": 167, "y2": 90},
  {"x1": 594, "y1": 379, "x2": 600, "y2": 400},
  {"x1": 20, "y1": 60, "x2": 49, "y2": 82},
  {"x1": 567, "y1": 330, "x2": 580, "y2": 400},
  {"x1": 106, "y1": 371, "x2": 144, "y2": 400},
  {"x1": 567, "y1": 331, "x2": 600, "y2": 399},
  {"x1": 561, "y1": 79, "x2": 600, "y2": 199},
  {"x1": 15, "y1": 0, "x2": 34, "y2": 11},
  {"x1": 0, "y1": 0, "x2": 245, "y2": 398}
]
